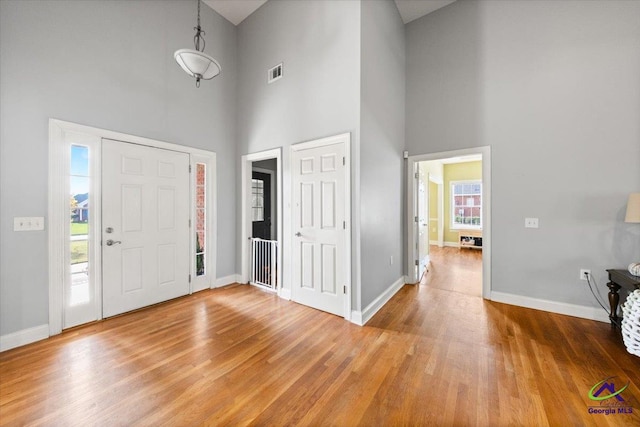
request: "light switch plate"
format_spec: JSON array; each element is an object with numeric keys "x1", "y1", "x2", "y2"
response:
[
  {"x1": 14, "y1": 217, "x2": 45, "y2": 231},
  {"x1": 524, "y1": 217, "x2": 539, "y2": 228}
]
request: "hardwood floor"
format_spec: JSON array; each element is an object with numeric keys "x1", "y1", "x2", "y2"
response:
[
  {"x1": 423, "y1": 245, "x2": 483, "y2": 297},
  {"x1": 1, "y1": 251, "x2": 639, "y2": 426}
]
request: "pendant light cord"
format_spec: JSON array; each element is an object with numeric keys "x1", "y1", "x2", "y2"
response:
[{"x1": 193, "y1": 0, "x2": 205, "y2": 53}]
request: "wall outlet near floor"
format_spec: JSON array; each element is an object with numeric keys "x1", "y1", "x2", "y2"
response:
[
  {"x1": 580, "y1": 269, "x2": 590, "y2": 281},
  {"x1": 524, "y1": 217, "x2": 539, "y2": 228}
]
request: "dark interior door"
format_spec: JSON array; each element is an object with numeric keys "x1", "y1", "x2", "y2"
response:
[{"x1": 252, "y1": 171, "x2": 271, "y2": 240}]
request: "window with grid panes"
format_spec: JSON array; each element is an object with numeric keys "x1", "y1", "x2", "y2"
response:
[{"x1": 451, "y1": 181, "x2": 482, "y2": 229}]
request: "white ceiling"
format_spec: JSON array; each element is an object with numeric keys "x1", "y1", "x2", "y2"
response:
[
  {"x1": 395, "y1": 0, "x2": 457, "y2": 24},
  {"x1": 204, "y1": 0, "x2": 456, "y2": 27},
  {"x1": 203, "y1": 0, "x2": 267, "y2": 26},
  {"x1": 440, "y1": 154, "x2": 482, "y2": 164}
]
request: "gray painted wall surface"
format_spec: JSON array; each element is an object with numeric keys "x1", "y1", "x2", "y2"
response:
[
  {"x1": 406, "y1": 0, "x2": 640, "y2": 305},
  {"x1": 359, "y1": 0, "x2": 406, "y2": 309},
  {"x1": 237, "y1": 0, "x2": 360, "y2": 155},
  {"x1": 236, "y1": 0, "x2": 361, "y2": 299},
  {"x1": 252, "y1": 159, "x2": 277, "y2": 171},
  {"x1": 0, "y1": 0, "x2": 237, "y2": 335}
]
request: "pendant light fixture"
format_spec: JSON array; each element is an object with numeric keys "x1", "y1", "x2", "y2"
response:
[{"x1": 174, "y1": 0, "x2": 221, "y2": 87}]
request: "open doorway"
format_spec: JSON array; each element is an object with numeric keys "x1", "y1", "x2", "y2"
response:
[
  {"x1": 241, "y1": 149, "x2": 282, "y2": 293},
  {"x1": 407, "y1": 147, "x2": 491, "y2": 299},
  {"x1": 251, "y1": 160, "x2": 276, "y2": 240}
]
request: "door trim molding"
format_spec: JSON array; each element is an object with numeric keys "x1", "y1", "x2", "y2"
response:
[
  {"x1": 406, "y1": 146, "x2": 491, "y2": 299},
  {"x1": 48, "y1": 119, "x2": 216, "y2": 335},
  {"x1": 290, "y1": 133, "x2": 352, "y2": 320},
  {"x1": 240, "y1": 148, "x2": 282, "y2": 295}
]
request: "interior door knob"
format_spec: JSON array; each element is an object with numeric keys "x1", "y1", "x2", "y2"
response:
[
  {"x1": 295, "y1": 232, "x2": 302, "y2": 237},
  {"x1": 106, "y1": 239, "x2": 122, "y2": 246}
]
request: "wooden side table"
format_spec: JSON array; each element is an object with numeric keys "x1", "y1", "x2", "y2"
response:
[{"x1": 606, "y1": 269, "x2": 640, "y2": 329}]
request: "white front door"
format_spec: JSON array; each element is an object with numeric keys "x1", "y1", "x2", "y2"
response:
[
  {"x1": 291, "y1": 139, "x2": 347, "y2": 317},
  {"x1": 102, "y1": 139, "x2": 190, "y2": 318}
]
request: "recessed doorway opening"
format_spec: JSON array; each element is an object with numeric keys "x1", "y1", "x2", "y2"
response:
[
  {"x1": 241, "y1": 149, "x2": 282, "y2": 293},
  {"x1": 407, "y1": 147, "x2": 491, "y2": 299}
]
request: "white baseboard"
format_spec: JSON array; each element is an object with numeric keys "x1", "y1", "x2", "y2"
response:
[
  {"x1": 351, "y1": 276, "x2": 405, "y2": 326},
  {"x1": 278, "y1": 287, "x2": 292, "y2": 300},
  {"x1": 351, "y1": 310, "x2": 363, "y2": 325},
  {"x1": 1, "y1": 324, "x2": 49, "y2": 352},
  {"x1": 443, "y1": 241, "x2": 459, "y2": 248},
  {"x1": 214, "y1": 274, "x2": 242, "y2": 288},
  {"x1": 490, "y1": 291, "x2": 611, "y2": 323}
]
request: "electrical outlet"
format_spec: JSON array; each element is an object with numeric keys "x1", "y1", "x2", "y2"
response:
[
  {"x1": 580, "y1": 269, "x2": 590, "y2": 281},
  {"x1": 525, "y1": 217, "x2": 539, "y2": 228}
]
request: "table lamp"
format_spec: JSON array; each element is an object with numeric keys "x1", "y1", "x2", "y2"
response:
[{"x1": 626, "y1": 193, "x2": 640, "y2": 276}]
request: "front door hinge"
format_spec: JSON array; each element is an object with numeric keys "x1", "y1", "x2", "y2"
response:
[
  {"x1": 414, "y1": 216, "x2": 419, "y2": 223},
  {"x1": 415, "y1": 172, "x2": 419, "y2": 179},
  {"x1": 189, "y1": 274, "x2": 192, "y2": 283},
  {"x1": 189, "y1": 164, "x2": 192, "y2": 173},
  {"x1": 343, "y1": 285, "x2": 347, "y2": 294},
  {"x1": 415, "y1": 260, "x2": 419, "y2": 266},
  {"x1": 343, "y1": 221, "x2": 346, "y2": 230},
  {"x1": 343, "y1": 157, "x2": 345, "y2": 166}
]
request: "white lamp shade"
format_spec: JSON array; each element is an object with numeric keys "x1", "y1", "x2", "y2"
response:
[
  {"x1": 174, "y1": 49, "x2": 221, "y2": 80},
  {"x1": 625, "y1": 193, "x2": 640, "y2": 223}
]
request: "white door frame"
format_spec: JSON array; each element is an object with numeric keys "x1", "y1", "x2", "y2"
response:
[
  {"x1": 406, "y1": 146, "x2": 491, "y2": 299},
  {"x1": 240, "y1": 148, "x2": 282, "y2": 295},
  {"x1": 290, "y1": 133, "x2": 352, "y2": 320},
  {"x1": 48, "y1": 119, "x2": 216, "y2": 335}
]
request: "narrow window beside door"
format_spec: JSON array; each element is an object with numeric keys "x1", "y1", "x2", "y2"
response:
[
  {"x1": 196, "y1": 163, "x2": 206, "y2": 276},
  {"x1": 70, "y1": 145, "x2": 90, "y2": 306}
]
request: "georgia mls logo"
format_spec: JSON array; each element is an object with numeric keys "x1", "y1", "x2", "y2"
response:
[{"x1": 587, "y1": 376, "x2": 634, "y2": 415}]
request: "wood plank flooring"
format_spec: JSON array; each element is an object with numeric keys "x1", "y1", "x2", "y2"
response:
[{"x1": 1, "y1": 248, "x2": 639, "y2": 426}]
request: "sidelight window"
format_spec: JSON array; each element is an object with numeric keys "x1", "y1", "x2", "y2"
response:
[
  {"x1": 195, "y1": 163, "x2": 206, "y2": 276},
  {"x1": 70, "y1": 145, "x2": 90, "y2": 306}
]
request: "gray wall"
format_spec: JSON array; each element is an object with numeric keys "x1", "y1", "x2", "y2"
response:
[
  {"x1": 236, "y1": 0, "x2": 361, "y2": 297},
  {"x1": 406, "y1": 0, "x2": 640, "y2": 306},
  {"x1": 237, "y1": 0, "x2": 360, "y2": 155},
  {"x1": 359, "y1": 0, "x2": 406, "y2": 309},
  {"x1": 0, "y1": 0, "x2": 237, "y2": 335}
]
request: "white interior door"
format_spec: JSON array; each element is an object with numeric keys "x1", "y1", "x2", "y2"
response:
[
  {"x1": 102, "y1": 139, "x2": 190, "y2": 318},
  {"x1": 417, "y1": 166, "x2": 429, "y2": 280},
  {"x1": 292, "y1": 140, "x2": 346, "y2": 317}
]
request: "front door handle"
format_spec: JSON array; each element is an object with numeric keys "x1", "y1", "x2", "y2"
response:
[{"x1": 106, "y1": 239, "x2": 122, "y2": 246}]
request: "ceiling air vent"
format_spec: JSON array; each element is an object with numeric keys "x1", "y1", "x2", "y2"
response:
[{"x1": 268, "y1": 63, "x2": 283, "y2": 84}]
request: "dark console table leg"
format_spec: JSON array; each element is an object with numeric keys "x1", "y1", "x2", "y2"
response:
[{"x1": 607, "y1": 281, "x2": 621, "y2": 329}]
